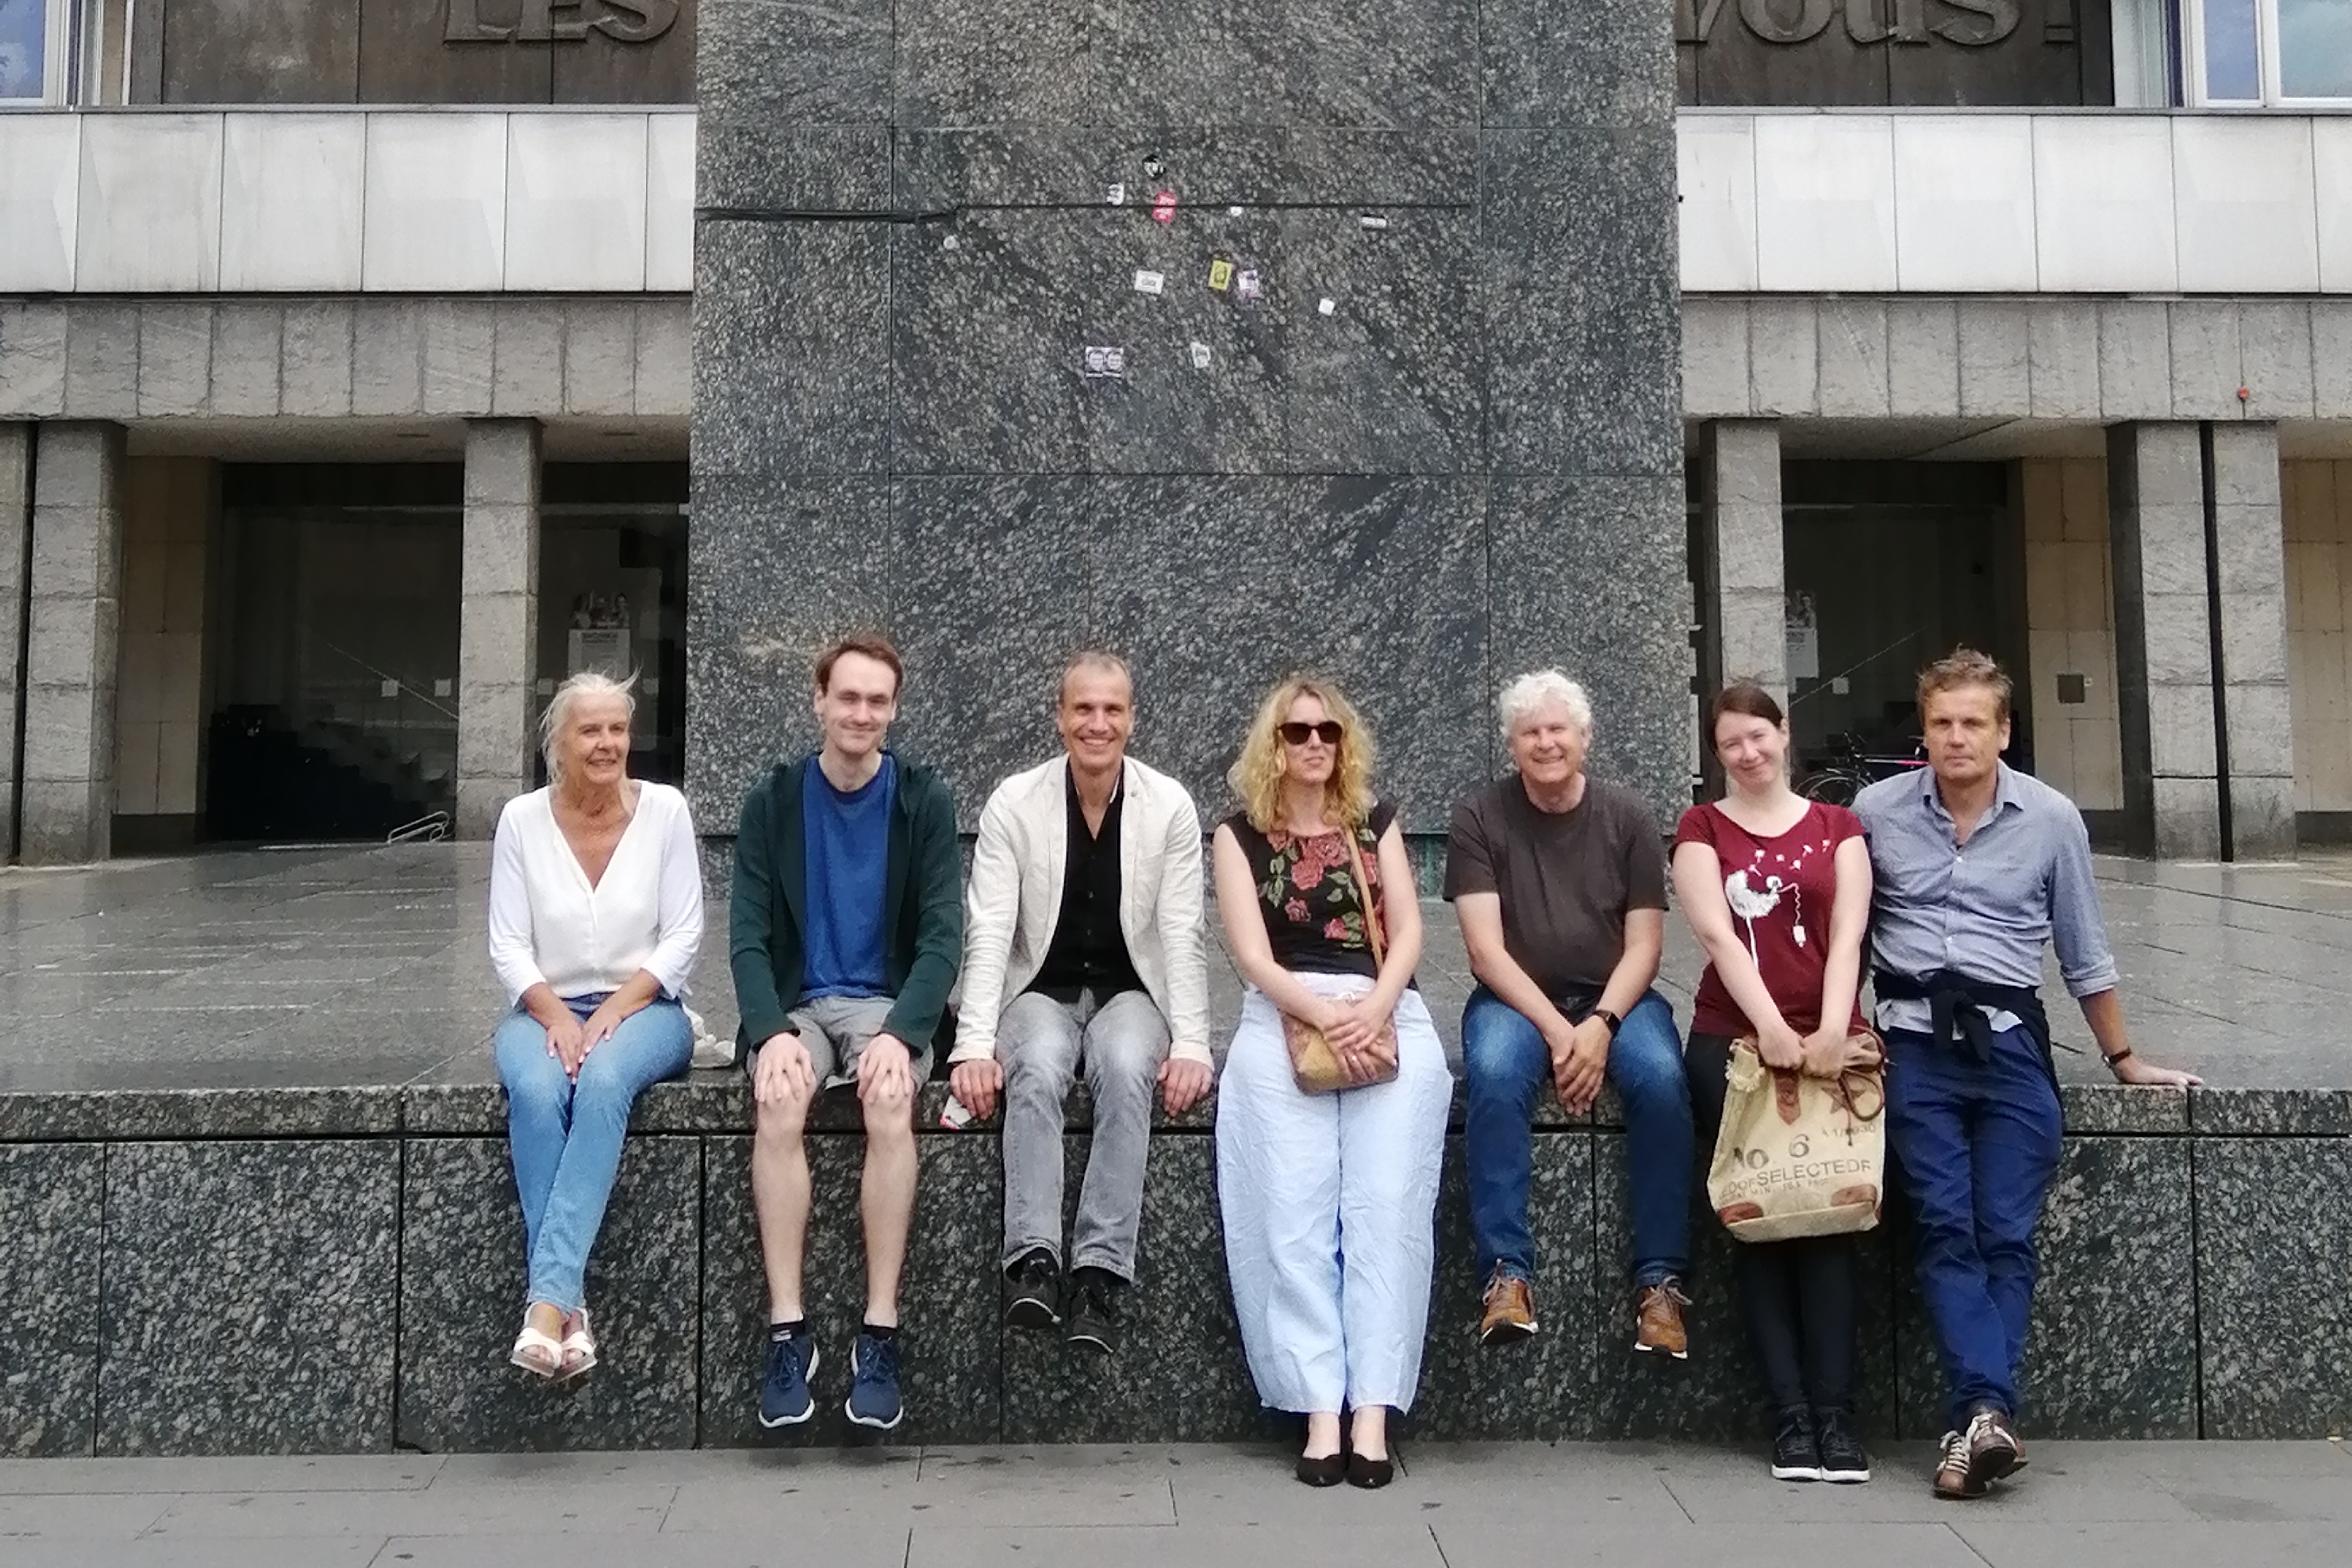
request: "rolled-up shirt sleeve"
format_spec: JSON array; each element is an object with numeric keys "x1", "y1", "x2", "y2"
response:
[
  {"x1": 486, "y1": 805, "x2": 547, "y2": 1006},
  {"x1": 644, "y1": 795, "x2": 705, "y2": 1000},
  {"x1": 2050, "y1": 808, "x2": 2120, "y2": 998}
]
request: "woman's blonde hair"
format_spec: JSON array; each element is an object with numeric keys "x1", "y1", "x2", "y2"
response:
[
  {"x1": 541, "y1": 670, "x2": 637, "y2": 783},
  {"x1": 1227, "y1": 676, "x2": 1378, "y2": 834}
]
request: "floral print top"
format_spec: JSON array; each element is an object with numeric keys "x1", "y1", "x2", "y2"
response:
[{"x1": 1223, "y1": 801, "x2": 1400, "y2": 982}]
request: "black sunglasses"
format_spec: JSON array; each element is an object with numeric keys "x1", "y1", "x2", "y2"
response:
[{"x1": 1279, "y1": 721, "x2": 1344, "y2": 746}]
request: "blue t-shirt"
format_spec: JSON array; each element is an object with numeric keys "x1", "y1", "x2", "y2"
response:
[{"x1": 801, "y1": 755, "x2": 895, "y2": 1000}]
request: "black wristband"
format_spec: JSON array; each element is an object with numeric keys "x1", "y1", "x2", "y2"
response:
[
  {"x1": 1593, "y1": 1008, "x2": 1624, "y2": 1039},
  {"x1": 2103, "y1": 1047, "x2": 2135, "y2": 1073}
]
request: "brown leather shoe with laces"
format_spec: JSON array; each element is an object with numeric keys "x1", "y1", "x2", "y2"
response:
[
  {"x1": 1633, "y1": 1279, "x2": 1691, "y2": 1358},
  {"x1": 1931, "y1": 1429, "x2": 1982, "y2": 1499},
  {"x1": 1478, "y1": 1266, "x2": 1538, "y2": 1346}
]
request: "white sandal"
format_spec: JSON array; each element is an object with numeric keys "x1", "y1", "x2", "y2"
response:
[
  {"x1": 510, "y1": 1315, "x2": 564, "y2": 1380},
  {"x1": 556, "y1": 1308, "x2": 598, "y2": 1383}
]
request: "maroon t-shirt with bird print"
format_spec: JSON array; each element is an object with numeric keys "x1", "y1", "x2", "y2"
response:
[{"x1": 1674, "y1": 799, "x2": 1867, "y2": 1038}]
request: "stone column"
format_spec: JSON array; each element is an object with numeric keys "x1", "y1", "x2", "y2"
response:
[
  {"x1": 20, "y1": 422, "x2": 127, "y2": 864},
  {"x1": 2107, "y1": 422, "x2": 2221, "y2": 859},
  {"x1": 456, "y1": 418, "x2": 541, "y2": 839},
  {"x1": 0, "y1": 424, "x2": 29, "y2": 862},
  {"x1": 1699, "y1": 419, "x2": 1787, "y2": 702},
  {"x1": 2208, "y1": 424, "x2": 2295, "y2": 859}
]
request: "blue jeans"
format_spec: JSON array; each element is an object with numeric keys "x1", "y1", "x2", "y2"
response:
[
  {"x1": 495, "y1": 994, "x2": 694, "y2": 1313},
  {"x1": 1883, "y1": 1024, "x2": 2062, "y2": 1430},
  {"x1": 1462, "y1": 985, "x2": 1692, "y2": 1289}
]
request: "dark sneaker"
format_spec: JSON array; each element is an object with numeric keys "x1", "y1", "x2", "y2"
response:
[
  {"x1": 844, "y1": 1333, "x2": 905, "y2": 1430},
  {"x1": 1065, "y1": 1268, "x2": 1124, "y2": 1354},
  {"x1": 1815, "y1": 1407, "x2": 1871, "y2": 1484},
  {"x1": 1770, "y1": 1409, "x2": 1821, "y2": 1482},
  {"x1": 1004, "y1": 1249, "x2": 1061, "y2": 1331},
  {"x1": 1633, "y1": 1278, "x2": 1691, "y2": 1358},
  {"x1": 1932, "y1": 1429, "x2": 1983, "y2": 1499},
  {"x1": 1478, "y1": 1264, "x2": 1538, "y2": 1346},
  {"x1": 756, "y1": 1331, "x2": 818, "y2": 1429},
  {"x1": 1963, "y1": 1405, "x2": 2024, "y2": 1490}
]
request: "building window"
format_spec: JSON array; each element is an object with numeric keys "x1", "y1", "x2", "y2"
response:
[
  {"x1": 2188, "y1": 0, "x2": 2352, "y2": 103},
  {"x1": 0, "y1": 0, "x2": 131, "y2": 105},
  {"x1": 0, "y1": 0, "x2": 61, "y2": 103}
]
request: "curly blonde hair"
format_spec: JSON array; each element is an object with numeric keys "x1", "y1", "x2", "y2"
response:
[{"x1": 1228, "y1": 677, "x2": 1378, "y2": 834}]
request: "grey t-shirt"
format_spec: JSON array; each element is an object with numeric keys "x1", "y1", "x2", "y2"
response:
[{"x1": 1442, "y1": 775, "x2": 1668, "y2": 1006}]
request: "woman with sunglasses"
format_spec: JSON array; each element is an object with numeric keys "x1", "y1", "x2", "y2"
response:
[{"x1": 1210, "y1": 677, "x2": 1451, "y2": 1489}]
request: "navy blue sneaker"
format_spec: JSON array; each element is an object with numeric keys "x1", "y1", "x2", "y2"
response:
[
  {"x1": 844, "y1": 1333, "x2": 904, "y2": 1431},
  {"x1": 757, "y1": 1331, "x2": 817, "y2": 1429}
]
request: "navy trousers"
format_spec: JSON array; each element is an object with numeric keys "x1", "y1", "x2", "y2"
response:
[{"x1": 1883, "y1": 1023, "x2": 2063, "y2": 1431}]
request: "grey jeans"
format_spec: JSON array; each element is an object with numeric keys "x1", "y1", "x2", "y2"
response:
[{"x1": 999, "y1": 987, "x2": 1171, "y2": 1282}]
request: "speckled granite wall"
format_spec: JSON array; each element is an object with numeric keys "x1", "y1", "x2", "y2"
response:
[
  {"x1": 2, "y1": 1084, "x2": 2344, "y2": 1453},
  {"x1": 0, "y1": 1144, "x2": 102, "y2": 1457},
  {"x1": 685, "y1": 8, "x2": 1689, "y2": 834}
]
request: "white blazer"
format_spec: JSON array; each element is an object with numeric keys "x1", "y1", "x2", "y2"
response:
[{"x1": 953, "y1": 755, "x2": 1212, "y2": 1065}]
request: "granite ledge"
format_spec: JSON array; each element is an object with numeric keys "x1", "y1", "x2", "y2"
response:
[
  {"x1": 0, "y1": 1088, "x2": 403, "y2": 1143},
  {"x1": 2188, "y1": 1087, "x2": 2352, "y2": 1136},
  {"x1": 0, "y1": 1082, "x2": 2335, "y2": 1143}
]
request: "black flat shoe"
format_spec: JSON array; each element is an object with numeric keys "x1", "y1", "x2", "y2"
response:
[
  {"x1": 1346, "y1": 1452, "x2": 1394, "y2": 1489},
  {"x1": 1295, "y1": 1451, "x2": 1346, "y2": 1487}
]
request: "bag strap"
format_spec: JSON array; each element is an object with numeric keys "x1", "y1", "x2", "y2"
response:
[{"x1": 1344, "y1": 830, "x2": 1386, "y2": 969}]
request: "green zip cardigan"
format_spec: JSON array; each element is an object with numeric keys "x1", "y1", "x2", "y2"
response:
[{"x1": 728, "y1": 753, "x2": 963, "y2": 1052}]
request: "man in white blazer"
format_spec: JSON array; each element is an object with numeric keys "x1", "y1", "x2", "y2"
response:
[{"x1": 950, "y1": 651, "x2": 1214, "y2": 1354}]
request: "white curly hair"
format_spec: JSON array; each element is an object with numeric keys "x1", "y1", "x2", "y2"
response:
[{"x1": 1496, "y1": 669, "x2": 1593, "y2": 742}]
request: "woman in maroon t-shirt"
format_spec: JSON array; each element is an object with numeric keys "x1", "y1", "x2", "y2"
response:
[{"x1": 1673, "y1": 682, "x2": 1879, "y2": 1487}]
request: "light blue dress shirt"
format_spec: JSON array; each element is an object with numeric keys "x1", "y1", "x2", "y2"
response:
[{"x1": 1851, "y1": 761, "x2": 2120, "y2": 1037}]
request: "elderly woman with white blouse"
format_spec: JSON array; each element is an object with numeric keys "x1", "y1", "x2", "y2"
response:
[{"x1": 488, "y1": 671, "x2": 702, "y2": 1381}]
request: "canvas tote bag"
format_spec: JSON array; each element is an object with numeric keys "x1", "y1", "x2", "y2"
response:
[{"x1": 1705, "y1": 1037, "x2": 1887, "y2": 1242}]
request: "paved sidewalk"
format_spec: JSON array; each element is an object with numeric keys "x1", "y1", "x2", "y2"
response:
[{"x1": 0, "y1": 1441, "x2": 2346, "y2": 1567}]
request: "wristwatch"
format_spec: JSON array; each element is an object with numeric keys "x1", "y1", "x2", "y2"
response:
[{"x1": 1592, "y1": 1008, "x2": 1624, "y2": 1038}]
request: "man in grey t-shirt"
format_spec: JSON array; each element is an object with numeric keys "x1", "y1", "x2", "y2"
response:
[{"x1": 1444, "y1": 671, "x2": 1691, "y2": 1357}]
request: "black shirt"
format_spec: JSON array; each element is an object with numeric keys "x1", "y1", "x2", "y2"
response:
[
  {"x1": 1220, "y1": 801, "x2": 1401, "y2": 982},
  {"x1": 1027, "y1": 767, "x2": 1144, "y2": 1000}
]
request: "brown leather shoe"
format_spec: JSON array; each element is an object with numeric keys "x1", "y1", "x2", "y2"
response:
[
  {"x1": 1633, "y1": 1279, "x2": 1691, "y2": 1359},
  {"x1": 1931, "y1": 1429, "x2": 1982, "y2": 1499},
  {"x1": 1478, "y1": 1266, "x2": 1538, "y2": 1346},
  {"x1": 1963, "y1": 1407, "x2": 2025, "y2": 1489}
]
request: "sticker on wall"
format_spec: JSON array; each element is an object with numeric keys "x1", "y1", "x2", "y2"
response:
[
  {"x1": 1134, "y1": 270, "x2": 1165, "y2": 296},
  {"x1": 1318, "y1": 298, "x2": 1336, "y2": 316},
  {"x1": 1208, "y1": 259, "x2": 1233, "y2": 292},
  {"x1": 1229, "y1": 206, "x2": 1245, "y2": 216},
  {"x1": 942, "y1": 234, "x2": 960, "y2": 250},
  {"x1": 1236, "y1": 270, "x2": 1262, "y2": 302},
  {"x1": 1358, "y1": 214, "x2": 1389, "y2": 232},
  {"x1": 1106, "y1": 182, "x2": 1127, "y2": 206},
  {"x1": 1082, "y1": 346, "x2": 1128, "y2": 378},
  {"x1": 1152, "y1": 191, "x2": 1179, "y2": 223},
  {"x1": 1189, "y1": 341, "x2": 1213, "y2": 369}
]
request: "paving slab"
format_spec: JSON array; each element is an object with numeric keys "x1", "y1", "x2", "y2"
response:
[{"x1": 7, "y1": 845, "x2": 2352, "y2": 1097}]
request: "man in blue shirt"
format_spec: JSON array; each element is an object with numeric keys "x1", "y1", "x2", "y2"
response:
[
  {"x1": 730, "y1": 635, "x2": 963, "y2": 1434},
  {"x1": 1854, "y1": 648, "x2": 2197, "y2": 1501}
]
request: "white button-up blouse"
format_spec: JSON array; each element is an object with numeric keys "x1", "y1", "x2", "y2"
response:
[{"x1": 485, "y1": 782, "x2": 703, "y2": 1006}]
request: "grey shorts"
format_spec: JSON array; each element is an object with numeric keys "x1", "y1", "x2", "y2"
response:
[{"x1": 752, "y1": 994, "x2": 933, "y2": 1089}]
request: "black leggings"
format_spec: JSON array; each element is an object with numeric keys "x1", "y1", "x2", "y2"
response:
[{"x1": 1686, "y1": 1031, "x2": 1860, "y2": 1416}]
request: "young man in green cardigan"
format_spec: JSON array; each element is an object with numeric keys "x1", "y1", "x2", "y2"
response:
[{"x1": 729, "y1": 635, "x2": 962, "y2": 1432}]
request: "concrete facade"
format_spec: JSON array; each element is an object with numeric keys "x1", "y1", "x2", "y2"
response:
[
  {"x1": 2208, "y1": 425, "x2": 2297, "y2": 860},
  {"x1": 0, "y1": 298, "x2": 691, "y2": 424},
  {"x1": 1697, "y1": 420, "x2": 1787, "y2": 706},
  {"x1": 20, "y1": 423, "x2": 127, "y2": 864},
  {"x1": 1683, "y1": 296, "x2": 2352, "y2": 427},
  {"x1": 455, "y1": 420, "x2": 543, "y2": 840},
  {"x1": 0, "y1": 423, "x2": 27, "y2": 862},
  {"x1": 2109, "y1": 421, "x2": 2225, "y2": 861}
]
